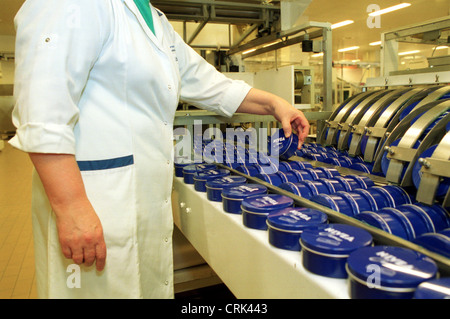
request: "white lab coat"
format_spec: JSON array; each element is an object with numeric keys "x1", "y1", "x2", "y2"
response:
[{"x1": 10, "y1": 0, "x2": 251, "y2": 299}]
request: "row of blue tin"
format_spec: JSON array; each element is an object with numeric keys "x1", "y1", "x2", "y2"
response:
[{"x1": 174, "y1": 158, "x2": 450, "y2": 298}]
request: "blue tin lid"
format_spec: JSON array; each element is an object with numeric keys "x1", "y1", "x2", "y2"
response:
[
  {"x1": 183, "y1": 163, "x2": 216, "y2": 173},
  {"x1": 347, "y1": 246, "x2": 438, "y2": 289},
  {"x1": 193, "y1": 169, "x2": 230, "y2": 181},
  {"x1": 415, "y1": 203, "x2": 450, "y2": 231},
  {"x1": 397, "y1": 204, "x2": 436, "y2": 233},
  {"x1": 222, "y1": 184, "x2": 268, "y2": 200},
  {"x1": 413, "y1": 232, "x2": 450, "y2": 259},
  {"x1": 241, "y1": 194, "x2": 294, "y2": 214},
  {"x1": 267, "y1": 207, "x2": 328, "y2": 231},
  {"x1": 414, "y1": 278, "x2": 450, "y2": 299},
  {"x1": 355, "y1": 211, "x2": 393, "y2": 234},
  {"x1": 269, "y1": 129, "x2": 299, "y2": 159},
  {"x1": 206, "y1": 175, "x2": 247, "y2": 189},
  {"x1": 381, "y1": 185, "x2": 413, "y2": 207},
  {"x1": 310, "y1": 193, "x2": 355, "y2": 216},
  {"x1": 379, "y1": 207, "x2": 416, "y2": 240},
  {"x1": 300, "y1": 224, "x2": 373, "y2": 256}
]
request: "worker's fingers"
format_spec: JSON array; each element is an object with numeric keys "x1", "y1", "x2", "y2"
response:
[
  {"x1": 61, "y1": 245, "x2": 73, "y2": 260},
  {"x1": 95, "y1": 242, "x2": 107, "y2": 272},
  {"x1": 71, "y1": 247, "x2": 84, "y2": 265},
  {"x1": 281, "y1": 119, "x2": 293, "y2": 139},
  {"x1": 83, "y1": 246, "x2": 96, "y2": 267}
]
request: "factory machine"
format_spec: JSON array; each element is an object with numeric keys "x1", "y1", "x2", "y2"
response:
[
  {"x1": 170, "y1": 13, "x2": 450, "y2": 299},
  {"x1": 171, "y1": 81, "x2": 450, "y2": 299}
]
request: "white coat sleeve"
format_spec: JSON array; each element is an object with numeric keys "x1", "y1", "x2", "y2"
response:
[
  {"x1": 170, "y1": 23, "x2": 252, "y2": 117},
  {"x1": 9, "y1": 0, "x2": 112, "y2": 154}
]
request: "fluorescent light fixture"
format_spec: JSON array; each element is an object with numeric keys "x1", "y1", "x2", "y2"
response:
[
  {"x1": 311, "y1": 52, "x2": 324, "y2": 57},
  {"x1": 369, "y1": 41, "x2": 382, "y2": 46},
  {"x1": 369, "y1": 3, "x2": 411, "y2": 16},
  {"x1": 338, "y1": 46, "x2": 359, "y2": 52},
  {"x1": 435, "y1": 45, "x2": 449, "y2": 50},
  {"x1": 398, "y1": 50, "x2": 420, "y2": 56},
  {"x1": 331, "y1": 20, "x2": 354, "y2": 29},
  {"x1": 242, "y1": 48, "x2": 257, "y2": 55}
]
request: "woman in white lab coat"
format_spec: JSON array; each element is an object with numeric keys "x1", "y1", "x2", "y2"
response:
[{"x1": 10, "y1": 0, "x2": 309, "y2": 299}]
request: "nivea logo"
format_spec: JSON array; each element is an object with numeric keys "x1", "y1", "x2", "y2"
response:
[
  {"x1": 373, "y1": 251, "x2": 413, "y2": 269},
  {"x1": 258, "y1": 196, "x2": 279, "y2": 205},
  {"x1": 285, "y1": 210, "x2": 311, "y2": 221},
  {"x1": 272, "y1": 137, "x2": 286, "y2": 144},
  {"x1": 239, "y1": 186, "x2": 260, "y2": 192},
  {"x1": 324, "y1": 227, "x2": 354, "y2": 242}
]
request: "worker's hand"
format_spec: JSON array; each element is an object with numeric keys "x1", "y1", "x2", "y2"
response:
[
  {"x1": 270, "y1": 97, "x2": 310, "y2": 148},
  {"x1": 237, "y1": 88, "x2": 310, "y2": 148},
  {"x1": 28, "y1": 153, "x2": 107, "y2": 271},
  {"x1": 55, "y1": 198, "x2": 107, "y2": 271}
]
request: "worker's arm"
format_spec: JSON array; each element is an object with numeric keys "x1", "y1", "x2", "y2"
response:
[
  {"x1": 28, "y1": 153, "x2": 107, "y2": 271},
  {"x1": 237, "y1": 88, "x2": 310, "y2": 147}
]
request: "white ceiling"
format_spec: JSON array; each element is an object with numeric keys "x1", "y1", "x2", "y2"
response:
[{"x1": 1, "y1": 0, "x2": 449, "y2": 60}]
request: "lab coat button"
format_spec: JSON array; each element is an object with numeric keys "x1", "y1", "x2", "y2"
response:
[
  {"x1": 167, "y1": 85, "x2": 172, "y2": 90},
  {"x1": 164, "y1": 237, "x2": 168, "y2": 242},
  {"x1": 164, "y1": 280, "x2": 169, "y2": 285}
]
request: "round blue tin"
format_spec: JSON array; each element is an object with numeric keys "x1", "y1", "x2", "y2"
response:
[
  {"x1": 241, "y1": 194, "x2": 294, "y2": 230},
  {"x1": 346, "y1": 246, "x2": 438, "y2": 299},
  {"x1": 205, "y1": 175, "x2": 247, "y2": 202},
  {"x1": 310, "y1": 192, "x2": 359, "y2": 216},
  {"x1": 221, "y1": 184, "x2": 268, "y2": 214},
  {"x1": 356, "y1": 208, "x2": 413, "y2": 240},
  {"x1": 381, "y1": 185, "x2": 413, "y2": 207},
  {"x1": 414, "y1": 278, "x2": 450, "y2": 299},
  {"x1": 267, "y1": 207, "x2": 328, "y2": 251},
  {"x1": 345, "y1": 175, "x2": 375, "y2": 189},
  {"x1": 395, "y1": 204, "x2": 435, "y2": 237},
  {"x1": 287, "y1": 160, "x2": 313, "y2": 170},
  {"x1": 193, "y1": 169, "x2": 230, "y2": 192},
  {"x1": 344, "y1": 190, "x2": 378, "y2": 213},
  {"x1": 269, "y1": 129, "x2": 299, "y2": 160},
  {"x1": 182, "y1": 163, "x2": 216, "y2": 184},
  {"x1": 290, "y1": 169, "x2": 316, "y2": 181},
  {"x1": 236, "y1": 164, "x2": 260, "y2": 176},
  {"x1": 414, "y1": 203, "x2": 450, "y2": 232},
  {"x1": 279, "y1": 182, "x2": 314, "y2": 199},
  {"x1": 361, "y1": 186, "x2": 395, "y2": 209},
  {"x1": 300, "y1": 224, "x2": 373, "y2": 278},
  {"x1": 255, "y1": 172, "x2": 288, "y2": 186},
  {"x1": 413, "y1": 231, "x2": 450, "y2": 259}
]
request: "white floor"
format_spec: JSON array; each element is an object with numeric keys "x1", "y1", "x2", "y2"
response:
[{"x1": 0, "y1": 142, "x2": 37, "y2": 299}]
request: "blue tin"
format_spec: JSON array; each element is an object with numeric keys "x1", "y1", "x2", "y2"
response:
[
  {"x1": 413, "y1": 230, "x2": 450, "y2": 259},
  {"x1": 321, "y1": 178, "x2": 347, "y2": 193},
  {"x1": 290, "y1": 169, "x2": 316, "y2": 181},
  {"x1": 381, "y1": 185, "x2": 413, "y2": 207},
  {"x1": 361, "y1": 186, "x2": 395, "y2": 209},
  {"x1": 236, "y1": 164, "x2": 260, "y2": 176},
  {"x1": 344, "y1": 190, "x2": 378, "y2": 213},
  {"x1": 287, "y1": 160, "x2": 313, "y2": 170},
  {"x1": 345, "y1": 175, "x2": 375, "y2": 189},
  {"x1": 279, "y1": 182, "x2": 314, "y2": 199},
  {"x1": 269, "y1": 129, "x2": 299, "y2": 160},
  {"x1": 222, "y1": 184, "x2": 268, "y2": 214},
  {"x1": 310, "y1": 193, "x2": 359, "y2": 216},
  {"x1": 356, "y1": 208, "x2": 413, "y2": 240},
  {"x1": 174, "y1": 161, "x2": 192, "y2": 177},
  {"x1": 255, "y1": 171, "x2": 288, "y2": 186},
  {"x1": 241, "y1": 194, "x2": 294, "y2": 230},
  {"x1": 182, "y1": 164, "x2": 217, "y2": 184},
  {"x1": 205, "y1": 175, "x2": 247, "y2": 202},
  {"x1": 395, "y1": 204, "x2": 435, "y2": 237},
  {"x1": 303, "y1": 168, "x2": 327, "y2": 179},
  {"x1": 414, "y1": 203, "x2": 450, "y2": 232},
  {"x1": 267, "y1": 207, "x2": 328, "y2": 251},
  {"x1": 193, "y1": 169, "x2": 230, "y2": 192},
  {"x1": 300, "y1": 224, "x2": 373, "y2": 278},
  {"x1": 346, "y1": 246, "x2": 438, "y2": 299},
  {"x1": 414, "y1": 278, "x2": 450, "y2": 299}
]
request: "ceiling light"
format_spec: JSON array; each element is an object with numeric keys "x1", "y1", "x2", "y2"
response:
[
  {"x1": 242, "y1": 48, "x2": 256, "y2": 55},
  {"x1": 368, "y1": 3, "x2": 411, "y2": 17},
  {"x1": 311, "y1": 53, "x2": 324, "y2": 57},
  {"x1": 435, "y1": 46, "x2": 449, "y2": 50},
  {"x1": 369, "y1": 41, "x2": 382, "y2": 46},
  {"x1": 398, "y1": 50, "x2": 420, "y2": 56},
  {"x1": 338, "y1": 46, "x2": 360, "y2": 52},
  {"x1": 331, "y1": 20, "x2": 354, "y2": 29}
]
